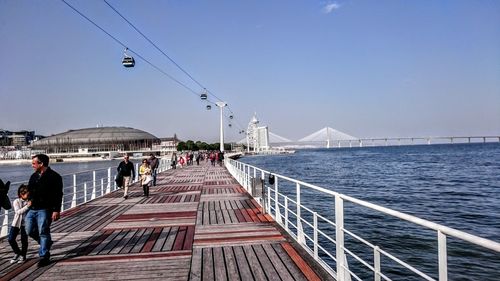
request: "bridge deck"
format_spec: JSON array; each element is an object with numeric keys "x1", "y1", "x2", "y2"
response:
[{"x1": 0, "y1": 163, "x2": 331, "y2": 280}]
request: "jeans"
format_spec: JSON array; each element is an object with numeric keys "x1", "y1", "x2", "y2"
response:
[
  {"x1": 152, "y1": 169, "x2": 157, "y2": 186},
  {"x1": 8, "y1": 226, "x2": 28, "y2": 256},
  {"x1": 25, "y1": 209, "x2": 52, "y2": 258}
]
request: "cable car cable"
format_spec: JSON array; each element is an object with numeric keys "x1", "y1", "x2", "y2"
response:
[
  {"x1": 103, "y1": 0, "x2": 226, "y2": 103},
  {"x1": 60, "y1": 0, "x2": 200, "y2": 98}
]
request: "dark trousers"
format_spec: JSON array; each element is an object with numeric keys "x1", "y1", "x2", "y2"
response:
[
  {"x1": 8, "y1": 226, "x2": 28, "y2": 256},
  {"x1": 142, "y1": 185, "x2": 149, "y2": 196},
  {"x1": 152, "y1": 169, "x2": 158, "y2": 186}
]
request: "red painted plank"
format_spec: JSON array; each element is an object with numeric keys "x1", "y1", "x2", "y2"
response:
[
  {"x1": 142, "y1": 227, "x2": 163, "y2": 252},
  {"x1": 172, "y1": 226, "x2": 187, "y2": 251},
  {"x1": 281, "y1": 242, "x2": 321, "y2": 281},
  {"x1": 183, "y1": 226, "x2": 195, "y2": 250}
]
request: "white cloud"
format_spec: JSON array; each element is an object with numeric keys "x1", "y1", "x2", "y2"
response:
[{"x1": 323, "y1": 2, "x2": 341, "y2": 14}]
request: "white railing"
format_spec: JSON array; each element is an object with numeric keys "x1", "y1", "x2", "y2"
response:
[
  {"x1": 0, "y1": 158, "x2": 171, "y2": 238},
  {"x1": 225, "y1": 158, "x2": 500, "y2": 281}
]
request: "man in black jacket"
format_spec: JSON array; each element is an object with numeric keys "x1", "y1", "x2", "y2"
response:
[
  {"x1": 117, "y1": 155, "x2": 135, "y2": 199},
  {"x1": 26, "y1": 154, "x2": 63, "y2": 267},
  {"x1": 148, "y1": 153, "x2": 159, "y2": 186}
]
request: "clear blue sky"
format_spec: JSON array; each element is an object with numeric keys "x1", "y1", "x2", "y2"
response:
[{"x1": 1, "y1": 0, "x2": 499, "y2": 142}]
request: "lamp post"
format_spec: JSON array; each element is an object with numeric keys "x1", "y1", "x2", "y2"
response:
[{"x1": 215, "y1": 102, "x2": 227, "y2": 152}]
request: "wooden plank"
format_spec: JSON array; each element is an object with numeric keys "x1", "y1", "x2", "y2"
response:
[
  {"x1": 242, "y1": 245, "x2": 267, "y2": 281},
  {"x1": 190, "y1": 248, "x2": 202, "y2": 281},
  {"x1": 253, "y1": 244, "x2": 281, "y2": 281},
  {"x1": 202, "y1": 248, "x2": 214, "y2": 281},
  {"x1": 109, "y1": 229, "x2": 137, "y2": 255},
  {"x1": 280, "y1": 242, "x2": 321, "y2": 281},
  {"x1": 233, "y1": 246, "x2": 254, "y2": 281},
  {"x1": 172, "y1": 226, "x2": 187, "y2": 251},
  {"x1": 213, "y1": 247, "x2": 227, "y2": 281},
  {"x1": 223, "y1": 246, "x2": 240, "y2": 281},
  {"x1": 152, "y1": 227, "x2": 171, "y2": 252},
  {"x1": 142, "y1": 227, "x2": 163, "y2": 252},
  {"x1": 162, "y1": 227, "x2": 178, "y2": 251},
  {"x1": 262, "y1": 243, "x2": 299, "y2": 281},
  {"x1": 120, "y1": 228, "x2": 146, "y2": 254},
  {"x1": 183, "y1": 226, "x2": 195, "y2": 250}
]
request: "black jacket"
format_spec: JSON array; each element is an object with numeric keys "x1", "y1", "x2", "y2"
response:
[
  {"x1": 117, "y1": 161, "x2": 135, "y2": 177},
  {"x1": 28, "y1": 167, "x2": 64, "y2": 212}
]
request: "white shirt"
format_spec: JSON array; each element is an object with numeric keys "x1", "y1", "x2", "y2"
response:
[{"x1": 11, "y1": 198, "x2": 29, "y2": 228}]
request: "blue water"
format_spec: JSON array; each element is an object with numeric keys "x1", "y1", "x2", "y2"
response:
[{"x1": 240, "y1": 143, "x2": 500, "y2": 280}]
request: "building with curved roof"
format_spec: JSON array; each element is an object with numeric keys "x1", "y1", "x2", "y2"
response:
[{"x1": 30, "y1": 126, "x2": 160, "y2": 154}]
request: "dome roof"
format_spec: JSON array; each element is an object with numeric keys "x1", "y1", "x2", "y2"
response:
[{"x1": 31, "y1": 127, "x2": 159, "y2": 147}]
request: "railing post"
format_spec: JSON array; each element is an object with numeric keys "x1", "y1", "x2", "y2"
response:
[
  {"x1": 71, "y1": 174, "x2": 77, "y2": 208},
  {"x1": 374, "y1": 246, "x2": 381, "y2": 281},
  {"x1": 438, "y1": 230, "x2": 448, "y2": 281},
  {"x1": 267, "y1": 185, "x2": 271, "y2": 214},
  {"x1": 106, "y1": 168, "x2": 111, "y2": 193},
  {"x1": 261, "y1": 170, "x2": 267, "y2": 215},
  {"x1": 284, "y1": 197, "x2": 288, "y2": 230},
  {"x1": 275, "y1": 177, "x2": 282, "y2": 224},
  {"x1": 101, "y1": 178, "x2": 104, "y2": 196},
  {"x1": 91, "y1": 171, "x2": 96, "y2": 200},
  {"x1": 1, "y1": 210, "x2": 9, "y2": 237},
  {"x1": 335, "y1": 194, "x2": 345, "y2": 281},
  {"x1": 84, "y1": 182, "x2": 88, "y2": 203},
  {"x1": 313, "y1": 212, "x2": 318, "y2": 260},
  {"x1": 296, "y1": 183, "x2": 305, "y2": 244}
]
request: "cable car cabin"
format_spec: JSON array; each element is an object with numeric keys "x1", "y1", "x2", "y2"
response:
[
  {"x1": 200, "y1": 93, "x2": 208, "y2": 100},
  {"x1": 228, "y1": 124, "x2": 232, "y2": 127},
  {"x1": 229, "y1": 115, "x2": 233, "y2": 119},
  {"x1": 206, "y1": 105, "x2": 211, "y2": 110},
  {"x1": 122, "y1": 56, "x2": 135, "y2": 67}
]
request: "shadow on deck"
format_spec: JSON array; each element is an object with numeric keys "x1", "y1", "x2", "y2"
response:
[{"x1": 0, "y1": 162, "x2": 333, "y2": 280}]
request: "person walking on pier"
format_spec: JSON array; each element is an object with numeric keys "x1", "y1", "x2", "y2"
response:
[
  {"x1": 8, "y1": 185, "x2": 30, "y2": 264},
  {"x1": 148, "y1": 154, "x2": 159, "y2": 186},
  {"x1": 171, "y1": 153, "x2": 177, "y2": 169},
  {"x1": 139, "y1": 159, "x2": 152, "y2": 197},
  {"x1": 117, "y1": 155, "x2": 135, "y2": 199},
  {"x1": 26, "y1": 154, "x2": 63, "y2": 267}
]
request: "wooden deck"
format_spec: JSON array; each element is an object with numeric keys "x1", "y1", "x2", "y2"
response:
[{"x1": 0, "y1": 163, "x2": 332, "y2": 280}]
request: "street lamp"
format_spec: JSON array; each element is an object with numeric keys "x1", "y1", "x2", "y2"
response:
[{"x1": 215, "y1": 102, "x2": 227, "y2": 152}]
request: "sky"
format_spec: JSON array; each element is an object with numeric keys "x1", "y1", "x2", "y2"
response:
[{"x1": 1, "y1": 0, "x2": 499, "y2": 142}]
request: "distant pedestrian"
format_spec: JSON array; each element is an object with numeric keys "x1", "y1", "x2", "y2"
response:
[
  {"x1": 171, "y1": 153, "x2": 177, "y2": 169},
  {"x1": 8, "y1": 185, "x2": 30, "y2": 264},
  {"x1": 139, "y1": 159, "x2": 152, "y2": 197},
  {"x1": 148, "y1": 153, "x2": 159, "y2": 186},
  {"x1": 218, "y1": 151, "x2": 224, "y2": 166},
  {"x1": 210, "y1": 152, "x2": 216, "y2": 166},
  {"x1": 26, "y1": 154, "x2": 63, "y2": 267},
  {"x1": 117, "y1": 155, "x2": 135, "y2": 199}
]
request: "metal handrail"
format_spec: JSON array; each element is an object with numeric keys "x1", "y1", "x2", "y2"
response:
[
  {"x1": 225, "y1": 158, "x2": 500, "y2": 281},
  {"x1": 0, "y1": 158, "x2": 171, "y2": 238}
]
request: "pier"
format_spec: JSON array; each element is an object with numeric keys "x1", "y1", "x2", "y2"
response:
[{"x1": 0, "y1": 162, "x2": 330, "y2": 280}]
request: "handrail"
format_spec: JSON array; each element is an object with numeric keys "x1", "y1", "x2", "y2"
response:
[
  {"x1": 225, "y1": 158, "x2": 500, "y2": 281},
  {"x1": 0, "y1": 158, "x2": 172, "y2": 238}
]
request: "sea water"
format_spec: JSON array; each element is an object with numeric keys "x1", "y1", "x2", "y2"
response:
[{"x1": 240, "y1": 143, "x2": 500, "y2": 280}]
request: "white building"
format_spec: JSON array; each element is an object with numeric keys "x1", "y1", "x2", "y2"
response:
[{"x1": 246, "y1": 114, "x2": 270, "y2": 152}]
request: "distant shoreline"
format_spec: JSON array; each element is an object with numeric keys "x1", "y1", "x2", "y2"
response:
[{"x1": 0, "y1": 157, "x2": 113, "y2": 165}]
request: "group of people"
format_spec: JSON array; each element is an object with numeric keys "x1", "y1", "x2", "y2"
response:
[
  {"x1": 170, "y1": 151, "x2": 224, "y2": 168},
  {"x1": 7, "y1": 154, "x2": 63, "y2": 267},
  {"x1": 5, "y1": 153, "x2": 161, "y2": 268},
  {"x1": 116, "y1": 153, "x2": 159, "y2": 199}
]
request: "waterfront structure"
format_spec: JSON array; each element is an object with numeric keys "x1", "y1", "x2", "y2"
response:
[
  {"x1": 154, "y1": 134, "x2": 180, "y2": 155},
  {"x1": 246, "y1": 113, "x2": 270, "y2": 152},
  {"x1": 30, "y1": 126, "x2": 160, "y2": 154},
  {"x1": 0, "y1": 129, "x2": 40, "y2": 146}
]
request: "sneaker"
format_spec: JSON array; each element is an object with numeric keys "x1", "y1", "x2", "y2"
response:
[
  {"x1": 37, "y1": 256, "x2": 50, "y2": 267},
  {"x1": 123, "y1": 195, "x2": 128, "y2": 199},
  {"x1": 17, "y1": 256, "x2": 26, "y2": 263},
  {"x1": 10, "y1": 254, "x2": 20, "y2": 264}
]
